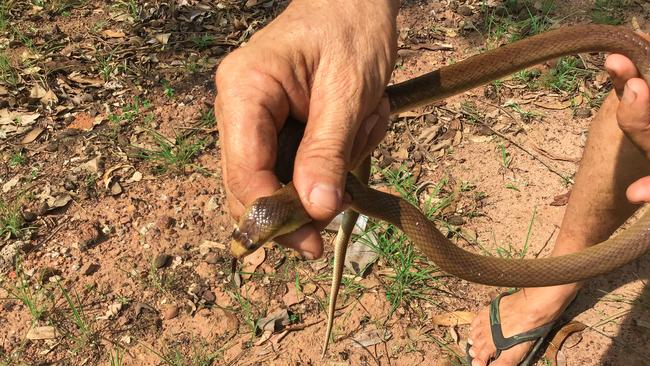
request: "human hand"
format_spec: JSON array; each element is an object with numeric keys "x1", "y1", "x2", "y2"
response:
[
  {"x1": 603, "y1": 34, "x2": 650, "y2": 203},
  {"x1": 215, "y1": 0, "x2": 399, "y2": 259}
]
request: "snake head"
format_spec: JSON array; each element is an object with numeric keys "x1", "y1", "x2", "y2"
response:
[
  {"x1": 230, "y1": 183, "x2": 312, "y2": 259},
  {"x1": 230, "y1": 225, "x2": 258, "y2": 258}
]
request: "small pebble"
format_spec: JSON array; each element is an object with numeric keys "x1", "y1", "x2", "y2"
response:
[
  {"x1": 457, "y1": 5, "x2": 473, "y2": 16},
  {"x1": 448, "y1": 216, "x2": 466, "y2": 226},
  {"x1": 83, "y1": 263, "x2": 100, "y2": 276},
  {"x1": 157, "y1": 215, "x2": 175, "y2": 230},
  {"x1": 154, "y1": 254, "x2": 172, "y2": 269},
  {"x1": 574, "y1": 107, "x2": 592, "y2": 119},
  {"x1": 205, "y1": 253, "x2": 219, "y2": 264},
  {"x1": 202, "y1": 290, "x2": 216, "y2": 303},
  {"x1": 425, "y1": 113, "x2": 438, "y2": 124},
  {"x1": 162, "y1": 304, "x2": 179, "y2": 320},
  {"x1": 63, "y1": 179, "x2": 77, "y2": 191},
  {"x1": 22, "y1": 211, "x2": 37, "y2": 222}
]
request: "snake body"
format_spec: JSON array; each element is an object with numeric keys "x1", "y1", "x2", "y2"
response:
[{"x1": 229, "y1": 24, "x2": 650, "y2": 351}]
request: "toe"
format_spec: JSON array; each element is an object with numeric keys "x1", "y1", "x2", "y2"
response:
[{"x1": 489, "y1": 342, "x2": 532, "y2": 366}]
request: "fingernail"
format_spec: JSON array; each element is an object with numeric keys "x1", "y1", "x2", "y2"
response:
[
  {"x1": 467, "y1": 338, "x2": 473, "y2": 345},
  {"x1": 308, "y1": 183, "x2": 341, "y2": 212},
  {"x1": 302, "y1": 251, "x2": 316, "y2": 260},
  {"x1": 468, "y1": 348, "x2": 476, "y2": 358},
  {"x1": 364, "y1": 114, "x2": 379, "y2": 134},
  {"x1": 622, "y1": 83, "x2": 637, "y2": 104}
]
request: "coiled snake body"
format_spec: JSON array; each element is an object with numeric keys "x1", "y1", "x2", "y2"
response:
[{"x1": 229, "y1": 25, "x2": 650, "y2": 354}]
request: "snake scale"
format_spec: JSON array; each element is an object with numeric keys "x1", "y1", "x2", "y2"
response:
[{"x1": 228, "y1": 24, "x2": 650, "y2": 354}]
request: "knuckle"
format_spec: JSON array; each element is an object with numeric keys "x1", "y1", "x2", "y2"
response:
[
  {"x1": 215, "y1": 51, "x2": 247, "y2": 87},
  {"x1": 225, "y1": 166, "x2": 250, "y2": 203},
  {"x1": 299, "y1": 136, "x2": 349, "y2": 168}
]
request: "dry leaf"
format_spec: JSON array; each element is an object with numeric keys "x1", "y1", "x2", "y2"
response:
[
  {"x1": 0, "y1": 110, "x2": 40, "y2": 126},
  {"x1": 154, "y1": 33, "x2": 171, "y2": 45},
  {"x1": 344, "y1": 231, "x2": 379, "y2": 275},
  {"x1": 102, "y1": 29, "x2": 125, "y2": 38},
  {"x1": 67, "y1": 113, "x2": 95, "y2": 131},
  {"x1": 257, "y1": 309, "x2": 290, "y2": 333},
  {"x1": 102, "y1": 164, "x2": 133, "y2": 188},
  {"x1": 302, "y1": 283, "x2": 317, "y2": 295},
  {"x1": 406, "y1": 326, "x2": 420, "y2": 340},
  {"x1": 67, "y1": 72, "x2": 104, "y2": 87},
  {"x1": 242, "y1": 248, "x2": 266, "y2": 279},
  {"x1": 41, "y1": 89, "x2": 58, "y2": 105},
  {"x1": 430, "y1": 311, "x2": 475, "y2": 326},
  {"x1": 325, "y1": 212, "x2": 368, "y2": 234},
  {"x1": 46, "y1": 193, "x2": 72, "y2": 211},
  {"x1": 2, "y1": 175, "x2": 20, "y2": 193},
  {"x1": 282, "y1": 283, "x2": 303, "y2": 306},
  {"x1": 550, "y1": 191, "x2": 571, "y2": 207},
  {"x1": 21, "y1": 127, "x2": 44, "y2": 144},
  {"x1": 23, "y1": 66, "x2": 41, "y2": 75},
  {"x1": 199, "y1": 240, "x2": 226, "y2": 255},
  {"x1": 449, "y1": 326, "x2": 459, "y2": 344},
  {"x1": 29, "y1": 84, "x2": 47, "y2": 99},
  {"x1": 395, "y1": 146, "x2": 409, "y2": 160},
  {"x1": 309, "y1": 259, "x2": 328, "y2": 272},
  {"x1": 97, "y1": 302, "x2": 124, "y2": 320},
  {"x1": 109, "y1": 181, "x2": 123, "y2": 195},
  {"x1": 126, "y1": 171, "x2": 143, "y2": 183},
  {"x1": 398, "y1": 110, "x2": 422, "y2": 118},
  {"x1": 80, "y1": 156, "x2": 102, "y2": 174},
  {"x1": 352, "y1": 329, "x2": 391, "y2": 348},
  {"x1": 26, "y1": 326, "x2": 58, "y2": 340}
]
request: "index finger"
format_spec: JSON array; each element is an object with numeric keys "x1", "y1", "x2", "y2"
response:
[
  {"x1": 214, "y1": 56, "x2": 325, "y2": 259},
  {"x1": 215, "y1": 61, "x2": 289, "y2": 216}
]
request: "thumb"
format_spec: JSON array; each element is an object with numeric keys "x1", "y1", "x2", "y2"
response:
[
  {"x1": 293, "y1": 102, "x2": 359, "y2": 222},
  {"x1": 617, "y1": 78, "x2": 650, "y2": 158},
  {"x1": 626, "y1": 176, "x2": 650, "y2": 204}
]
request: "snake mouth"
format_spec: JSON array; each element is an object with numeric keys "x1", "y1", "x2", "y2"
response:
[{"x1": 230, "y1": 226, "x2": 262, "y2": 259}]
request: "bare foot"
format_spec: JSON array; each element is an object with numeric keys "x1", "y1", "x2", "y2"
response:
[{"x1": 467, "y1": 285, "x2": 578, "y2": 366}]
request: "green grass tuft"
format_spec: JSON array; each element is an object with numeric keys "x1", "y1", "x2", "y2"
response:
[
  {"x1": 591, "y1": 0, "x2": 630, "y2": 25},
  {"x1": 0, "y1": 52, "x2": 17, "y2": 86},
  {"x1": 191, "y1": 35, "x2": 214, "y2": 50},
  {"x1": 363, "y1": 165, "x2": 453, "y2": 314},
  {"x1": 139, "y1": 130, "x2": 206, "y2": 174},
  {"x1": 481, "y1": 0, "x2": 557, "y2": 47},
  {"x1": 541, "y1": 56, "x2": 593, "y2": 93},
  {"x1": 0, "y1": 198, "x2": 27, "y2": 239}
]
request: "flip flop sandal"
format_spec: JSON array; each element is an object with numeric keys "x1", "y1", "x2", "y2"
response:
[{"x1": 466, "y1": 291, "x2": 559, "y2": 366}]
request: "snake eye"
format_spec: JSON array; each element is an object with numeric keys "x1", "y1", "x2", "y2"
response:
[{"x1": 231, "y1": 227, "x2": 257, "y2": 250}]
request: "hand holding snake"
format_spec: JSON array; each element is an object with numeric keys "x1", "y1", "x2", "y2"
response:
[{"x1": 215, "y1": 0, "x2": 650, "y2": 358}]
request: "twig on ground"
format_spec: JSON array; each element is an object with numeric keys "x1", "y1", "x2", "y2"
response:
[
  {"x1": 33, "y1": 216, "x2": 69, "y2": 249},
  {"x1": 534, "y1": 224, "x2": 558, "y2": 258},
  {"x1": 476, "y1": 121, "x2": 573, "y2": 184},
  {"x1": 351, "y1": 338, "x2": 382, "y2": 366},
  {"x1": 274, "y1": 319, "x2": 324, "y2": 344}
]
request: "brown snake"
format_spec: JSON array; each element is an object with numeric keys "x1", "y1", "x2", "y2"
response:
[{"x1": 229, "y1": 24, "x2": 650, "y2": 353}]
